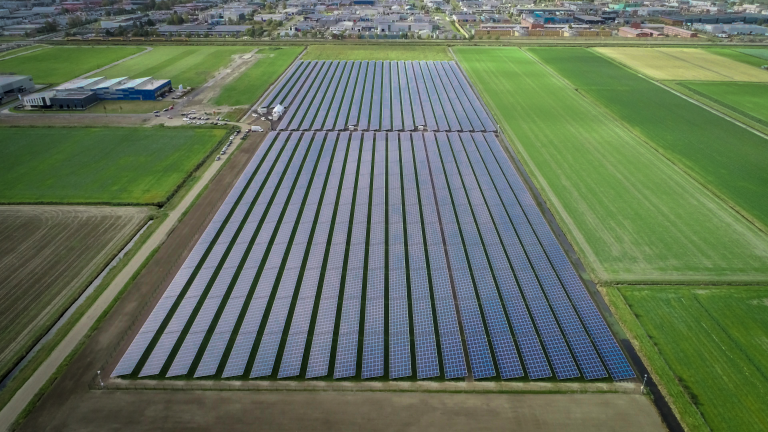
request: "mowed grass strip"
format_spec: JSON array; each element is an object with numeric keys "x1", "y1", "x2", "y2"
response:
[
  {"x1": 595, "y1": 47, "x2": 768, "y2": 82},
  {"x1": 736, "y1": 48, "x2": 768, "y2": 61},
  {"x1": 0, "y1": 127, "x2": 226, "y2": 204},
  {"x1": 0, "y1": 206, "x2": 148, "y2": 380},
  {"x1": 0, "y1": 45, "x2": 48, "y2": 60},
  {"x1": 214, "y1": 46, "x2": 303, "y2": 107},
  {"x1": 618, "y1": 286, "x2": 768, "y2": 432},
  {"x1": 302, "y1": 45, "x2": 450, "y2": 61},
  {"x1": 708, "y1": 47, "x2": 768, "y2": 68},
  {"x1": 531, "y1": 47, "x2": 768, "y2": 232},
  {"x1": 679, "y1": 81, "x2": 768, "y2": 127},
  {"x1": 0, "y1": 46, "x2": 143, "y2": 85},
  {"x1": 100, "y1": 46, "x2": 252, "y2": 88},
  {"x1": 453, "y1": 47, "x2": 768, "y2": 284}
]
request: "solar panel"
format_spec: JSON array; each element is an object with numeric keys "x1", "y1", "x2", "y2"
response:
[
  {"x1": 333, "y1": 132, "x2": 371, "y2": 378},
  {"x1": 324, "y1": 62, "x2": 354, "y2": 130},
  {"x1": 381, "y1": 62, "x2": 392, "y2": 131},
  {"x1": 280, "y1": 61, "x2": 330, "y2": 131},
  {"x1": 387, "y1": 132, "x2": 412, "y2": 379},
  {"x1": 446, "y1": 63, "x2": 496, "y2": 132},
  {"x1": 278, "y1": 133, "x2": 347, "y2": 378},
  {"x1": 279, "y1": 61, "x2": 319, "y2": 113},
  {"x1": 464, "y1": 133, "x2": 605, "y2": 380},
  {"x1": 405, "y1": 61, "x2": 426, "y2": 129},
  {"x1": 446, "y1": 133, "x2": 553, "y2": 380},
  {"x1": 112, "y1": 133, "x2": 281, "y2": 377},
  {"x1": 433, "y1": 64, "x2": 472, "y2": 132},
  {"x1": 390, "y1": 62, "x2": 403, "y2": 131},
  {"x1": 399, "y1": 133, "x2": 439, "y2": 379},
  {"x1": 138, "y1": 132, "x2": 300, "y2": 378},
  {"x1": 426, "y1": 62, "x2": 461, "y2": 132},
  {"x1": 419, "y1": 62, "x2": 448, "y2": 131},
  {"x1": 478, "y1": 133, "x2": 634, "y2": 380},
  {"x1": 356, "y1": 61, "x2": 375, "y2": 131},
  {"x1": 437, "y1": 62, "x2": 482, "y2": 132},
  {"x1": 248, "y1": 133, "x2": 336, "y2": 378},
  {"x1": 430, "y1": 133, "x2": 523, "y2": 380},
  {"x1": 398, "y1": 61, "x2": 414, "y2": 132},
  {"x1": 305, "y1": 132, "x2": 360, "y2": 378},
  {"x1": 334, "y1": 61, "x2": 361, "y2": 131},
  {"x1": 262, "y1": 60, "x2": 307, "y2": 109},
  {"x1": 178, "y1": 132, "x2": 311, "y2": 379},
  {"x1": 302, "y1": 61, "x2": 340, "y2": 130},
  {"x1": 361, "y1": 131, "x2": 387, "y2": 379},
  {"x1": 419, "y1": 133, "x2": 495, "y2": 379},
  {"x1": 369, "y1": 61, "x2": 383, "y2": 131},
  {"x1": 411, "y1": 62, "x2": 438, "y2": 131},
  {"x1": 410, "y1": 134, "x2": 467, "y2": 380}
]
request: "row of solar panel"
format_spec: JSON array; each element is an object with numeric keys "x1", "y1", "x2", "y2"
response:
[
  {"x1": 113, "y1": 131, "x2": 634, "y2": 381},
  {"x1": 267, "y1": 61, "x2": 496, "y2": 133}
]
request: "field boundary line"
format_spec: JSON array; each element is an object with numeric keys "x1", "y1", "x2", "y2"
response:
[
  {"x1": 529, "y1": 47, "x2": 768, "y2": 238},
  {"x1": 80, "y1": 46, "x2": 152, "y2": 79},
  {"x1": 0, "y1": 126, "x2": 246, "y2": 432},
  {"x1": 0, "y1": 45, "x2": 49, "y2": 61}
]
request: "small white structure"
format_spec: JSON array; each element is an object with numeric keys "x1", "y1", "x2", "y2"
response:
[
  {"x1": 272, "y1": 104, "x2": 285, "y2": 120},
  {"x1": 251, "y1": 125, "x2": 264, "y2": 132}
]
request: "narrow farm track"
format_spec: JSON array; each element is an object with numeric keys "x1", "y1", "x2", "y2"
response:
[{"x1": 0, "y1": 206, "x2": 148, "y2": 381}]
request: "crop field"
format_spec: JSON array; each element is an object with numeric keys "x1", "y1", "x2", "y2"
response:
[
  {"x1": 214, "y1": 46, "x2": 303, "y2": 107},
  {"x1": 99, "y1": 46, "x2": 252, "y2": 89},
  {"x1": 453, "y1": 47, "x2": 768, "y2": 284},
  {"x1": 0, "y1": 127, "x2": 225, "y2": 205},
  {"x1": 0, "y1": 45, "x2": 48, "y2": 60},
  {"x1": 0, "y1": 46, "x2": 143, "y2": 85},
  {"x1": 616, "y1": 286, "x2": 768, "y2": 432},
  {"x1": 708, "y1": 48, "x2": 768, "y2": 68},
  {"x1": 0, "y1": 206, "x2": 148, "y2": 381},
  {"x1": 111, "y1": 62, "x2": 635, "y2": 384},
  {"x1": 737, "y1": 48, "x2": 768, "y2": 61},
  {"x1": 679, "y1": 81, "x2": 768, "y2": 127},
  {"x1": 594, "y1": 47, "x2": 768, "y2": 82},
  {"x1": 302, "y1": 45, "x2": 451, "y2": 61},
  {"x1": 530, "y1": 47, "x2": 768, "y2": 232}
]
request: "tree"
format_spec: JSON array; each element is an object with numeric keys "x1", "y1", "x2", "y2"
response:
[
  {"x1": 42, "y1": 19, "x2": 58, "y2": 33},
  {"x1": 146, "y1": 18, "x2": 155, "y2": 27}
]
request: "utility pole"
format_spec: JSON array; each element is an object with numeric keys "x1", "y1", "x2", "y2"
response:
[
  {"x1": 641, "y1": 374, "x2": 648, "y2": 394},
  {"x1": 97, "y1": 370, "x2": 104, "y2": 389}
]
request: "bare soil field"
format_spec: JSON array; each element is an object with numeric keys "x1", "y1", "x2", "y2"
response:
[
  {"x1": 21, "y1": 391, "x2": 663, "y2": 432},
  {"x1": 0, "y1": 206, "x2": 148, "y2": 382}
]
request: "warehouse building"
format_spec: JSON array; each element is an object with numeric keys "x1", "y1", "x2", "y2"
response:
[
  {"x1": 23, "y1": 75, "x2": 171, "y2": 110},
  {"x1": 55, "y1": 76, "x2": 172, "y2": 101},
  {"x1": 693, "y1": 23, "x2": 768, "y2": 35},
  {"x1": 0, "y1": 74, "x2": 34, "y2": 99}
]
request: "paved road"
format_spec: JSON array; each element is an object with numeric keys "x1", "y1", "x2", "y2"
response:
[{"x1": 0, "y1": 129, "x2": 246, "y2": 432}]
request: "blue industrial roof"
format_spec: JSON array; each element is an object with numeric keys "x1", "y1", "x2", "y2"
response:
[{"x1": 93, "y1": 77, "x2": 128, "y2": 89}]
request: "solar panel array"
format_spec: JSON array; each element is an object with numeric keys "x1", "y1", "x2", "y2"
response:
[
  {"x1": 113, "y1": 62, "x2": 633, "y2": 383},
  {"x1": 272, "y1": 61, "x2": 496, "y2": 133}
]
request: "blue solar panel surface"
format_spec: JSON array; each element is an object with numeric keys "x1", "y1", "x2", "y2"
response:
[{"x1": 113, "y1": 61, "x2": 635, "y2": 384}]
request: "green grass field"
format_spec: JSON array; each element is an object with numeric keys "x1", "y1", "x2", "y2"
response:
[
  {"x1": 679, "y1": 81, "x2": 768, "y2": 127},
  {"x1": 214, "y1": 46, "x2": 303, "y2": 107},
  {"x1": 453, "y1": 47, "x2": 768, "y2": 284},
  {"x1": 616, "y1": 286, "x2": 768, "y2": 431},
  {"x1": 736, "y1": 48, "x2": 768, "y2": 61},
  {"x1": 0, "y1": 45, "x2": 48, "y2": 60},
  {"x1": 530, "y1": 47, "x2": 768, "y2": 232},
  {"x1": 99, "y1": 46, "x2": 253, "y2": 89},
  {"x1": 0, "y1": 46, "x2": 143, "y2": 85},
  {"x1": 709, "y1": 48, "x2": 768, "y2": 68},
  {"x1": 302, "y1": 45, "x2": 450, "y2": 60},
  {"x1": 0, "y1": 127, "x2": 226, "y2": 204}
]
